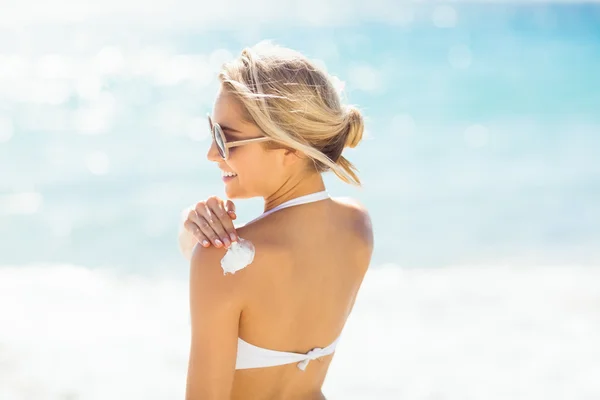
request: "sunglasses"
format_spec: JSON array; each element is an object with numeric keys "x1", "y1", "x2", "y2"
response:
[{"x1": 208, "y1": 114, "x2": 271, "y2": 160}]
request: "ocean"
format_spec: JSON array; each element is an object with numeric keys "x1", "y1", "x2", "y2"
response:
[{"x1": 1, "y1": 2, "x2": 599, "y2": 399}]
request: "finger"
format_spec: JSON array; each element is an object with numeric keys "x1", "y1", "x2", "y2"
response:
[
  {"x1": 206, "y1": 197, "x2": 237, "y2": 246},
  {"x1": 193, "y1": 205, "x2": 224, "y2": 248},
  {"x1": 185, "y1": 210, "x2": 212, "y2": 247},
  {"x1": 225, "y1": 199, "x2": 237, "y2": 220},
  {"x1": 214, "y1": 201, "x2": 238, "y2": 243},
  {"x1": 225, "y1": 200, "x2": 236, "y2": 214},
  {"x1": 183, "y1": 219, "x2": 210, "y2": 248}
]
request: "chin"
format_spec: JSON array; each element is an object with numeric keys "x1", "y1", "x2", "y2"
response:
[{"x1": 224, "y1": 183, "x2": 252, "y2": 200}]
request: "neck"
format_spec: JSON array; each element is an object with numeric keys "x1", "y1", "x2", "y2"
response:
[{"x1": 264, "y1": 172, "x2": 326, "y2": 213}]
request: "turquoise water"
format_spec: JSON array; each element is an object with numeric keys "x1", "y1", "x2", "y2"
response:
[
  {"x1": 2, "y1": 4, "x2": 599, "y2": 272},
  {"x1": 1, "y1": 3, "x2": 600, "y2": 399}
]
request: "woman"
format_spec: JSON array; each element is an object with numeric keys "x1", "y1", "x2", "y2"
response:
[{"x1": 180, "y1": 42, "x2": 373, "y2": 400}]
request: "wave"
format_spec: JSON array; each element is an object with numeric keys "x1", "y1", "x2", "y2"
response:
[{"x1": 1, "y1": 263, "x2": 599, "y2": 399}]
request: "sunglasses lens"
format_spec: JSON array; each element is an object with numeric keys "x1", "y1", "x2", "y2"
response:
[{"x1": 213, "y1": 125, "x2": 227, "y2": 159}]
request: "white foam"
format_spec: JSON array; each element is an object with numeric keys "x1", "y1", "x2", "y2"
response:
[{"x1": 1, "y1": 263, "x2": 599, "y2": 399}]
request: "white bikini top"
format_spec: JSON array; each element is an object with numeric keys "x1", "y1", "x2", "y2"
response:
[{"x1": 235, "y1": 190, "x2": 341, "y2": 371}]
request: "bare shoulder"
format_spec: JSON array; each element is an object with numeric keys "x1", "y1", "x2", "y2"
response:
[
  {"x1": 235, "y1": 219, "x2": 288, "y2": 260},
  {"x1": 189, "y1": 244, "x2": 248, "y2": 306},
  {"x1": 229, "y1": 220, "x2": 290, "y2": 276},
  {"x1": 188, "y1": 224, "x2": 291, "y2": 313},
  {"x1": 332, "y1": 196, "x2": 374, "y2": 246},
  {"x1": 332, "y1": 196, "x2": 370, "y2": 215}
]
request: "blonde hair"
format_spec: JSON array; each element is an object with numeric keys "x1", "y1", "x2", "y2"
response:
[{"x1": 218, "y1": 42, "x2": 364, "y2": 186}]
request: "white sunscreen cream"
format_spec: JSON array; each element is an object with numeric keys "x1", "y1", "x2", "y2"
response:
[{"x1": 220, "y1": 238, "x2": 255, "y2": 275}]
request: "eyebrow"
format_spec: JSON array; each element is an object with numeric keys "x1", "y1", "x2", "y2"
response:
[
  {"x1": 218, "y1": 124, "x2": 243, "y2": 134},
  {"x1": 219, "y1": 125, "x2": 247, "y2": 141}
]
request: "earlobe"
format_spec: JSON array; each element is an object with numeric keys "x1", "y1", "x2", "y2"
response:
[{"x1": 283, "y1": 149, "x2": 304, "y2": 166}]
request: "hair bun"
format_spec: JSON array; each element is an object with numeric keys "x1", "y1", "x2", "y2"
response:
[{"x1": 345, "y1": 106, "x2": 364, "y2": 149}]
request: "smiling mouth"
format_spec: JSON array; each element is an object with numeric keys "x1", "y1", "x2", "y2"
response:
[{"x1": 221, "y1": 171, "x2": 238, "y2": 178}]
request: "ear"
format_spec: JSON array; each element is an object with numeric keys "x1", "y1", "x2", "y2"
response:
[{"x1": 282, "y1": 148, "x2": 305, "y2": 166}]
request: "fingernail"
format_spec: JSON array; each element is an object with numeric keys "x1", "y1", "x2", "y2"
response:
[
  {"x1": 223, "y1": 238, "x2": 231, "y2": 247},
  {"x1": 215, "y1": 239, "x2": 223, "y2": 247},
  {"x1": 202, "y1": 240, "x2": 209, "y2": 247},
  {"x1": 230, "y1": 233, "x2": 237, "y2": 242}
]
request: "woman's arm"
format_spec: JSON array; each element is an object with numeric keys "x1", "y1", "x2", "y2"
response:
[{"x1": 186, "y1": 245, "x2": 245, "y2": 400}]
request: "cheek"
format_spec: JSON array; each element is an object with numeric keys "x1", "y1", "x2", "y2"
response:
[{"x1": 231, "y1": 149, "x2": 280, "y2": 185}]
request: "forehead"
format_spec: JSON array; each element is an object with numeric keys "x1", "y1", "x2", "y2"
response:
[
  {"x1": 211, "y1": 86, "x2": 261, "y2": 137},
  {"x1": 212, "y1": 87, "x2": 247, "y2": 122}
]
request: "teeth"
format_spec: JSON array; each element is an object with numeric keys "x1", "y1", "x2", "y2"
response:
[{"x1": 221, "y1": 171, "x2": 237, "y2": 177}]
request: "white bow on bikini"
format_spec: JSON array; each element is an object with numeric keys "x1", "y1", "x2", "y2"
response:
[{"x1": 297, "y1": 347, "x2": 328, "y2": 371}]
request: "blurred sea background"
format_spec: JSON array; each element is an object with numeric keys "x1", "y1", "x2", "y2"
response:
[{"x1": 1, "y1": 1, "x2": 600, "y2": 399}]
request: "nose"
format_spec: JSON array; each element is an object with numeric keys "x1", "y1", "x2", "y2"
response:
[{"x1": 206, "y1": 139, "x2": 221, "y2": 162}]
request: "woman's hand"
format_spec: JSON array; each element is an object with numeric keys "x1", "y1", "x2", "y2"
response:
[{"x1": 179, "y1": 196, "x2": 237, "y2": 259}]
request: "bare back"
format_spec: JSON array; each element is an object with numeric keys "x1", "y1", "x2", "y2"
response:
[{"x1": 231, "y1": 198, "x2": 373, "y2": 399}]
